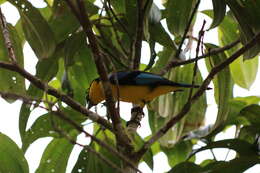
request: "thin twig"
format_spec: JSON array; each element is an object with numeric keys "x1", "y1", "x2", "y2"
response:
[
  {"x1": 0, "y1": 8, "x2": 16, "y2": 62},
  {"x1": 135, "y1": 32, "x2": 260, "y2": 159},
  {"x1": 159, "y1": 39, "x2": 240, "y2": 75},
  {"x1": 188, "y1": 20, "x2": 206, "y2": 101},
  {"x1": 175, "y1": 0, "x2": 201, "y2": 59}
]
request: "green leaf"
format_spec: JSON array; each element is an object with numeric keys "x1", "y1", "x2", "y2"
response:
[
  {"x1": 8, "y1": 0, "x2": 56, "y2": 59},
  {"x1": 229, "y1": 56, "x2": 258, "y2": 89},
  {"x1": 226, "y1": 0, "x2": 260, "y2": 60},
  {"x1": 210, "y1": 0, "x2": 226, "y2": 29},
  {"x1": 205, "y1": 43, "x2": 233, "y2": 129},
  {"x1": 64, "y1": 32, "x2": 86, "y2": 67},
  {"x1": 132, "y1": 134, "x2": 154, "y2": 170},
  {"x1": 109, "y1": 0, "x2": 126, "y2": 14},
  {"x1": 151, "y1": 47, "x2": 174, "y2": 73},
  {"x1": 162, "y1": 141, "x2": 193, "y2": 167},
  {"x1": 239, "y1": 104, "x2": 260, "y2": 126},
  {"x1": 202, "y1": 156, "x2": 260, "y2": 173},
  {"x1": 73, "y1": 129, "x2": 121, "y2": 173},
  {"x1": 0, "y1": 24, "x2": 26, "y2": 102},
  {"x1": 72, "y1": 143, "x2": 106, "y2": 173},
  {"x1": 238, "y1": 125, "x2": 260, "y2": 144},
  {"x1": 22, "y1": 107, "x2": 86, "y2": 151},
  {"x1": 166, "y1": 0, "x2": 197, "y2": 36},
  {"x1": 203, "y1": 10, "x2": 258, "y2": 89},
  {"x1": 190, "y1": 139, "x2": 258, "y2": 158},
  {"x1": 35, "y1": 135, "x2": 76, "y2": 173},
  {"x1": 49, "y1": 1, "x2": 79, "y2": 43},
  {"x1": 0, "y1": 133, "x2": 29, "y2": 173},
  {"x1": 168, "y1": 162, "x2": 202, "y2": 173},
  {"x1": 68, "y1": 47, "x2": 98, "y2": 104},
  {"x1": 149, "y1": 22, "x2": 176, "y2": 49},
  {"x1": 234, "y1": 96, "x2": 260, "y2": 105}
]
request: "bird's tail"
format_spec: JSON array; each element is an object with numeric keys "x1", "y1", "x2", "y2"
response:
[{"x1": 169, "y1": 82, "x2": 212, "y2": 90}]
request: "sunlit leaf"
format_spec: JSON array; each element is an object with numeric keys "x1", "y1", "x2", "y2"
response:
[{"x1": 205, "y1": 43, "x2": 233, "y2": 129}]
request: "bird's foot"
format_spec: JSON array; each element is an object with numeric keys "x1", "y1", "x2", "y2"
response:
[{"x1": 126, "y1": 119, "x2": 141, "y2": 127}]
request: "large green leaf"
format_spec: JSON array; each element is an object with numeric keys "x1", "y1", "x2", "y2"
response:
[
  {"x1": 168, "y1": 162, "x2": 202, "y2": 173},
  {"x1": 35, "y1": 135, "x2": 76, "y2": 173},
  {"x1": 226, "y1": 0, "x2": 260, "y2": 60},
  {"x1": 166, "y1": 0, "x2": 197, "y2": 36},
  {"x1": 162, "y1": 141, "x2": 193, "y2": 167},
  {"x1": 203, "y1": 10, "x2": 258, "y2": 89},
  {"x1": 8, "y1": 0, "x2": 56, "y2": 59},
  {"x1": 238, "y1": 125, "x2": 260, "y2": 144},
  {"x1": 202, "y1": 156, "x2": 260, "y2": 173},
  {"x1": 239, "y1": 104, "x2": 260, "y2": 126},
  {"x1": 0, "y1": 133, "x2": 29, "y2": 173},
  {"x1": 0, "y1": 24, "x2": 26, "y2": 102},
  {"x1": 210, "y1": 0, "x2": 226, "y2": 29},
  {"x1": 205, "y1": 43, "x2": 233, "y2": 129},
  {"x1": 22, "y1": 107, "x2": 85, "y2": 151},
  {"x1": 48, "y1": 1, "x2": 79, "y2": 43},
  {"x1": 190, "y1": 139, "x2": 258, "y2": 157}
]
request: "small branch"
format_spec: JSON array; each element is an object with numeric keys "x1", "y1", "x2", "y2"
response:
[
  {"x1": 188, "y1": 20, "x2": 206, "y2": 101},
  {"x1": 159, "y1": 39, "x2": 240, "y2": 75},
  {"x1": 53, "y1": 110, "x2": 141, "y2": 173},
  {"x1": 0, "y1": 61, "x2": 113, "y2": 131},
  {"x1": 0, "y1": 8, "x2": 16, "y2": 62},
  {"x1": 136, "y1": 31, "x2": 260, "y2": 159},
  {"x1": 175, "y1": 0, "x2": 201, "y2": 59},
  {"x1": 131, "y1": 0, "x2": 146, "y2": 69}
]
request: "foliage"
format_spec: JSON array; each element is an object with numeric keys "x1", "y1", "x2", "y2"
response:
[{"x1": 0, "y1": 0, "x2": 259, "y2": 172}]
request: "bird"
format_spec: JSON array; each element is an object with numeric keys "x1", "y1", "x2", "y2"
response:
[{"x1": 86, "y1": 71, "x2": 211, "y2": 109}]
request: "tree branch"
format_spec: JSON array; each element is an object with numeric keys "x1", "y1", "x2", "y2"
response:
[
  {"x1": 0, "y1": 8, "x2": 16, "y2": 62},
  {"x1": 136, "y1": 31, "x2": 260, "y2": 159},
  {"x1": 0, "y1": 61, "x2": 113, "y2": 131},
  {"x1": 159, "y1": 39, "x2": 240, "y2": 75},
  {"x1": 131, "y1": 0, "x2": 147, "y2": 69},
  {"x1": 66, "y1": 0, "x2": 132, "y2": 151}
]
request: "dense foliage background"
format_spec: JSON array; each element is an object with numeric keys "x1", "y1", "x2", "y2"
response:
[{"x1": 0, "y1": 0, "x2": 259, "y2": 172}]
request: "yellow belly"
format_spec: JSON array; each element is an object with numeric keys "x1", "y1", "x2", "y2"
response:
[{"x1": 111, "y1": 85, "x2": 179, "y2": 106}]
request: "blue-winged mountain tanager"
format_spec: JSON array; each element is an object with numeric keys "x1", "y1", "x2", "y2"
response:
[{"x1": 87, "y1": 71, "x2": 211, "y2": 108}]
